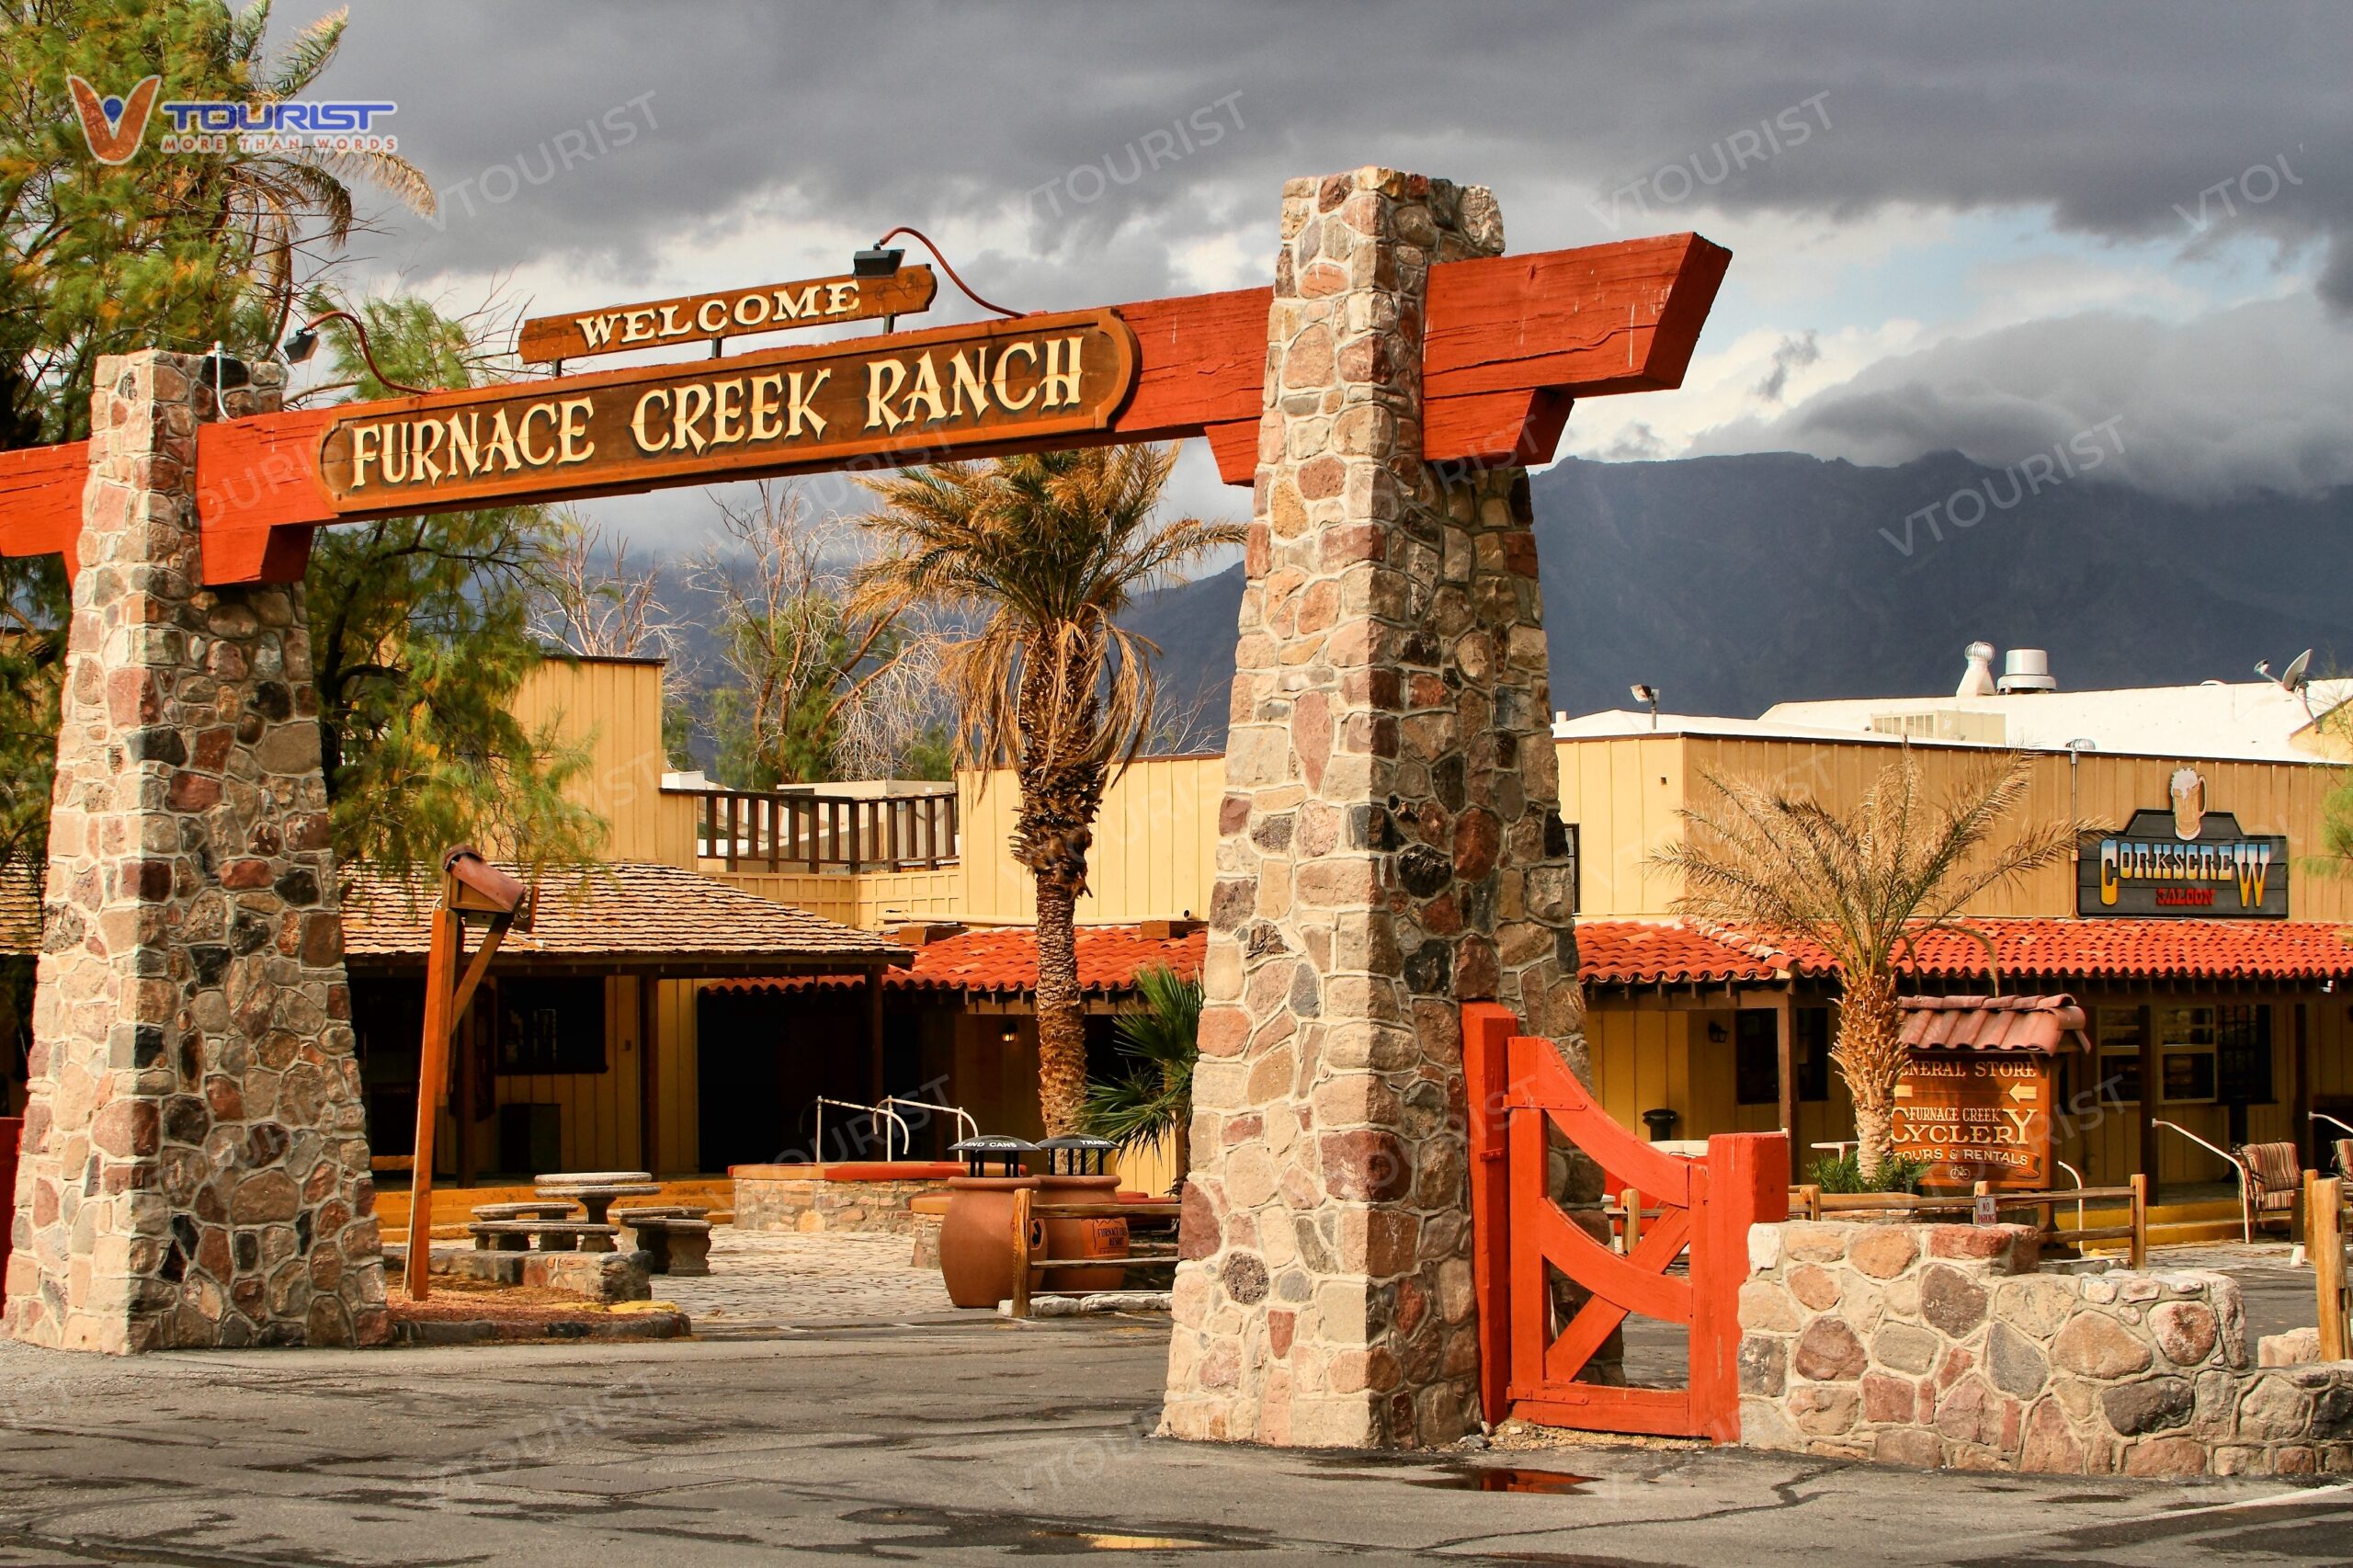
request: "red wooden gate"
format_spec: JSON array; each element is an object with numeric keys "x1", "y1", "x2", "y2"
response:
[{"x1": 1462, "y1": 1004, "x2": 1788, "y2": 1441}]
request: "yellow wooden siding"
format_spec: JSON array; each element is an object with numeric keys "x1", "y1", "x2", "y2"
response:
[
  {"x1": 1562, "y1": 733, "x2": 2351, "y2": 922},
  {"x1": 510, "y1": 658, "x2": 686, "y2": 867},
  {"x1": 701, "y1": 867, "x2": 961, "y2": 930},
  {"x1": 958, "y1": 755, "x2": 1222, "y2": 925}
]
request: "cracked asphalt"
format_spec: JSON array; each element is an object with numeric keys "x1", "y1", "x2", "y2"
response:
[{"x1": 0, "y1": 1316, "x2": 2347, "y2": 1565}]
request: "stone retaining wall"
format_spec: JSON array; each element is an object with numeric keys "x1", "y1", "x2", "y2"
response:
[
  {"x1": 732, "y1": 1168, "x2": 949, "y2": 1235},
  {"x1": 1739, "y1": 1221, "x2": 2353, "y2": 1476}
]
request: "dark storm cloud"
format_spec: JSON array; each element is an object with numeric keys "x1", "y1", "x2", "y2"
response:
[{"x1": 324, "y1": 0, "x2": 2352, "y2": 289}]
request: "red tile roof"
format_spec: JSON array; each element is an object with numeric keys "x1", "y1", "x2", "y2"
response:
[
  {"x1": 1578, "y1": 917, "x2": 2353, "y2": 986},
  {"x1": 1897, "y1": 994, "x2": 2089, "y2": 1053},
  {"x1": 711, "y1": 924, "x2": 1206, "y2": 999}
]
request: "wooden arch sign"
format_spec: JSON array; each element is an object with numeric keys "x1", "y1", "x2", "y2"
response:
[{"x1": 0, "y1": 231, "x2": 1728, "y2": 584}]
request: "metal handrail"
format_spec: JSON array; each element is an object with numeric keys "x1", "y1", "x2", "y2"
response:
[
  {"x1": 2053, "y1": 1157, "x2": 2088, "y2": 1233},
  {"x1": 2152, "y1": 1119, "x2": 2254, "y2": 1244},
  {"x1": 812, "y1": 1096, "x2": 910, "y2": 1164},
  {"x1": 881, "y1": 1095, "x2": 978, "y2": 1150}
]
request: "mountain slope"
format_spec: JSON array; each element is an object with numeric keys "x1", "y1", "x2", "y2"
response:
[{"x1": 1128, "y1": 451, "x2": 2353, "y2": 744}]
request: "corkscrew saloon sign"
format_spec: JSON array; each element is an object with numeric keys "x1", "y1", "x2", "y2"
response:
[{"x1": 2078, "y1": 802, "x2": 2288, "y2": 918}]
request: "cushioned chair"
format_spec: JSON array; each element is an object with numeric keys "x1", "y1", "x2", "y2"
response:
[{"x1": 2236, "y1": 1141, "x2": 2303, "y2": 1238}]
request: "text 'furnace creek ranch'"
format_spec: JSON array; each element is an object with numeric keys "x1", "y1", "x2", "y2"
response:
[{"x1": 316, "y1": 308, "x2": 1136, "y2": 513}]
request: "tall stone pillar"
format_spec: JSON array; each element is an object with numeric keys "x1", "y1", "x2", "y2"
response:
[
  {"x1": 6, "y1": 350, "x2": 387, "y2": 1352},
  {"x1": 1164, "y1": 169, "x2": 1586, "y2": 1448}
]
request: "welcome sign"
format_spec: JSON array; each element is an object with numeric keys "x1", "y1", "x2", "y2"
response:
[{"x1": 2077, "y1": 807, "x2": 2288, "y2": 919}]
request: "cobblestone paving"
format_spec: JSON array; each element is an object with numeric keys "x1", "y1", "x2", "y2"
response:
[{"x1": 656, "y1": 1228, "x2": 961, "y2": 1333}]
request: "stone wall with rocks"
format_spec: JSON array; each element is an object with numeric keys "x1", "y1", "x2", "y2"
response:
[
  {"x1": 6, "y1": 350, "x2": 386, "y2": 1353},
  {"x1": 732, "y1": 1167, "x2": 952, "y2": 1235},
  {"x1": 1164, "y1": 167, "x2": 1588, "y2": 1450},
  {"x1": 1739, "y1": 1221, "x2": 2353, "y2": 1476}
]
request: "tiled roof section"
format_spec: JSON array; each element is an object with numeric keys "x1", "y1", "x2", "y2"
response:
[
  {"x1": 710, "y1": 924, "x2": 1207, "y2": 998},
  {"x1": 1578, "y1": 917, "x2": 2353, "y2": 986},
  {"x1": 1898, "y1": 994, "x2": 2089, "y2": 1053},
  {"x1": 340, "y1": 861, "x2": 909, "y2": 970},
  {"x1": 0, "y1": 857, "x2": 39, "y2": 957},
  {"x1": 1574, "y1": 920, "x2": 1799, "y2": 984}
]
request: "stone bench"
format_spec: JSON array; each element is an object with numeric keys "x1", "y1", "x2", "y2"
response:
[
  {"x1": 627, "y1": 1216, "x2": 712, "y2": 1277},
  {"x1": 472, "y1": 1201, "x2": 578, "y2": 1221},
  {"x1": 467, "y1": 1221, "x2": 621, "y2": 1255}
]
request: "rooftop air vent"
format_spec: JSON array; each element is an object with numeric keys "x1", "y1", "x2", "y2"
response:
[{"x1": 1997, "y1": 647, "x2": 2056, "y2": 694}]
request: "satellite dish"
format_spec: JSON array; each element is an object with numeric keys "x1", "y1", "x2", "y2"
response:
[{"x1": 2281, "y1": 649, "x2": 2313, "y2": 693}]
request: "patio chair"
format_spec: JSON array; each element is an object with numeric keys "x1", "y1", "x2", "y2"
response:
[{"x1": 2236, "y1": 1141, "x2": 2302, "y2": 1239}]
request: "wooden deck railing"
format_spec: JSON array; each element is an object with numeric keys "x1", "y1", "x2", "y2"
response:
[
  {"x1": 1790, "y1": 1176, "x2": 2147, "y2": 1267},
  {"x1": 689, "y1": 788, "x2": 959, "y2": 873}
]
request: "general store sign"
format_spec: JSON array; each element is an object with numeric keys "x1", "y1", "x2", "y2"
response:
[
  {"x1": 316, "y1": 310, "x2": 1136, "y2": 514},
  {"x1": 516, "y1": 267, "x2": 937, "y2": 363},
  {"x1": 1890, "y1": 1051, "x2": 2055, "y2": 1190},
  {"x1": 2077, "y1": 806, "x2": 2287, "y2": 919}
]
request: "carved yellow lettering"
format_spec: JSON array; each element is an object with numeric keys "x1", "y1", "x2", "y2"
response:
[
  {"x1": 518, "y1": 403, "x2": 560, "y2": 466},
  {"x1": 483, "y1": 408, "x2": 521, "y2": 472},
  {"x1": 774, "y1": 284, "x2": 824, "y2": 321},
  {"x1": 631, "y1": 390, "x2": 671, "y2": 453},
  {"x1": 446, "y1": 413, "x2": 479, "y2": 477},
  {"x1": 620, "y1": 309, "x2": 657, "y2": 344},
  {"x1": 381, "y1": 422, "x2": 408, "y2": 484},
  {"x1": 1040, "y1": 335, "x2": 1084, "y2": 409},
  {"x1": 733, "y1": 292, "x2": 770, "y2": 329},
  {"x1": 750, "y1": 374, "x2": 783, "y2": 440},
  {"x1": 865, "y1": 359, "x2": 908, "y2": 431},
  {"x1": 656, "y1": 304, "x2": 690, "y2": 337},
  {"x1": 412, "y1": 418, "x2": 445, "y2": 483},
  {"x1": 949, "y1": 348, "x2": 989, "y2": 419},
  {"x1": 786, "y1": 369, "x2": 828, "y2": 437},
  {"x1": 992, "y1": 340, "x2": 1038, "y2": 411},
  {"x1": 903, "y1": 352, "x2": 947, "y2": 426},
  {"x1": 697, "y1": 298, "x2": 732, "y2": 335},
  {"x1": 558, "y1": 398, "x2": 594, "y2": 464},
  {"x1": 826, "y1": 280, "x2": 858, "y2": 313},
  {"x1": 350, "y1": 425, "x2": 381, "y2": 488},
  {"x1": 672, "y1": 383, "x2": 711, "y2": 451},
  {"x1": 710, "y1": 379, "x2": 745, "y2": 445}
]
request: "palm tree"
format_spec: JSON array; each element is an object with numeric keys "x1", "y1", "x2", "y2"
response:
[
  {"x1": 1082, "y1": 965, "x2": 1202, "y2": 1187},
  {"x1": 852, "y1": 446, "x2": 1243, "y2": 1135},
  {"x1": 1649, "y1": 748, "x2": 2078, "y2": 1181}
]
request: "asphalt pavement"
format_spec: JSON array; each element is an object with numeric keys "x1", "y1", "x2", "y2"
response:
[{"x1": 0, "y1": 1312, "x2": 2347, "y2": 1565}]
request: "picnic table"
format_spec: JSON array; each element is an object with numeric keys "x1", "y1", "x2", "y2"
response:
[{"x1": 534, "y1": 1170, "x2": 662, "y2": 1228}]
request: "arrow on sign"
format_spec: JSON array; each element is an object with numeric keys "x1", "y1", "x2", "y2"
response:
[{"x1": 2008, "y1": 1083, "x2": 2038, "y2": 1103}]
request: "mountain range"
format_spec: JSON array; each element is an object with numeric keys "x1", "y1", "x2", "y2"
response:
[{"x1": 1126, "y1": 451, "x2": 2353, "y2": 744}]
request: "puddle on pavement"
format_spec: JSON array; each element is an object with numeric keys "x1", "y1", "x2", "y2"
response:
[
  {"x1": 1031, "y1": 1528, "x2": 1214, "y2": 1551},
  {"x1": 1418, "y1": 1466, "x2": 1592, "y2": 1494}
]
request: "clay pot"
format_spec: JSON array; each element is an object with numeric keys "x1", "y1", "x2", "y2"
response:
[
  {"x1": 1031, "y1": 1171, "x2": 1129, "y2": 1293},
  {"x1": 937, "y1": 1175, "x2": 1040, "y2": 1309}
]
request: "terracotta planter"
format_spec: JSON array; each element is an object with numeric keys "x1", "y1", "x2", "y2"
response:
[
  {"x1": 937, "y1": 1175, "x2": 1040, "y2": 1309},
  {"x1": 1032, "y1": 1172, "x2": 1128, "y2": 1293}
]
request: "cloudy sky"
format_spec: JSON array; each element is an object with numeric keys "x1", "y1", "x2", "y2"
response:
[{"x1": 301, "y1": 0, "x2": 2351, "y2": 552}]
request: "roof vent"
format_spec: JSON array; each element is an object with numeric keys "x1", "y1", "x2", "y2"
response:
[
  {"x1": 1957, "y1": 641, "x2": 1998, "y2": 699},
  {"x1": 1997, "y1": 648, "x2": 2056, "y2": 694}
]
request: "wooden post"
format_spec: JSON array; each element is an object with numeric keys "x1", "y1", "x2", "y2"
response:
[
  {"x1": 2292, "y1": 1000, "x2": 2313, "y2": 1170},
  {"x1": 2313, "y1": 1176, "x2": 2348, "y2": 1362},
  {"x1": 638, "y1": 973, "x2": 661, "y2": 1176},
  {"x1": 1460, "y1": 1002, "x2": 1515, "y2": 1426},
  {"x1": 1693, "y1": 1132, "x2": 1790, "y2": 1444},
  {"x1": 454, "y1": 1000, "x2": 475, "y2": 1190},
  {"x1": 404, "y1": 904, "x2": 460, "y2": 1300},
  {"x1": 2136, "y1": 1002, "x2": 2161, "y2": 1208},
  {"x1": 1620, "y1": 1186, "x2": 1642, "y2": 1255},
  {"x1": 1772, "y1": 988, "x2": 1796, "y2": 1136},
  {"x1": 2128, "y1": 1172, "x2": 2148, "y2": 1269},
  {"x1": 867, "y1": 967, "x2": 887, "y2": 1108},
  {"x1": 1009, "y1": 1186, "x2": 1035, "y2": 1318}
]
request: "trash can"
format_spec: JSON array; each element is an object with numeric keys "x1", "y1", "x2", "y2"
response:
[
  {"x1": 1033, "y1": 1135, "x2": 1127, "y2": 1293},
  {"x1": 938, "y1": 1136, "x2": 1039, "y2": 1309},
  {"x1": 1641, "y1": 1108, "x2": 1680, "y2": 1143}
]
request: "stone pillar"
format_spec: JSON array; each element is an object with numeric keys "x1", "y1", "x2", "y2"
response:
[
  {"x1": 6, "y1": 350, "x2": 388, "y2": 1352},
  {"x1": 1163, "y1": 169, "x2": 1587, "y2": 1448}
]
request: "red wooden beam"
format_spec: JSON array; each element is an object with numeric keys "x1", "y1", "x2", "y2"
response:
[{"x1": 0, "y1": 231, "x2": 1729, "y2": 584}]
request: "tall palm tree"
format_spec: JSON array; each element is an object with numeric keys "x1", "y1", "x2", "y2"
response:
[
  {"x1": 852, "y1": 446, "x2": 1243, "y2": 1135},
  {"x1": 1650, "y1": 748, "x2": 2078, "y2": 1180}
]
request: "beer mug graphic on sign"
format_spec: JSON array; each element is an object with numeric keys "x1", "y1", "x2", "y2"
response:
[{"x1": 2169, "y1": 767, "x2": 2205, "y2": 842}]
